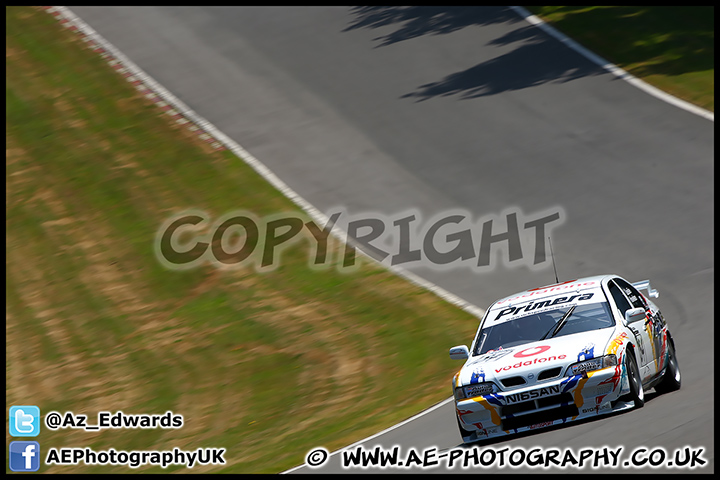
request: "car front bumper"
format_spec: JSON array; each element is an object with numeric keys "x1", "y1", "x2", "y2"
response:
[{"x1": 455, "y1": 365, "x2": 629, "y2": 442}]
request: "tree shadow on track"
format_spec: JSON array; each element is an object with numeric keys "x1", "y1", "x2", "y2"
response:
[
  {"x1": 343, "y1": 6, "x2": 520, "y2": 48},
  {"x1": 401, "y1": 33, "x2": 602, "y2": 102},
  {"x1": 344, "y1": 6, "x2": 605, "y2": 102}
]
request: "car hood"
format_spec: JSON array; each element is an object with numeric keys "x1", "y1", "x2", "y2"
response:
[{"x1": 457, "y1": 329, "x2": 616, "y2": 388}]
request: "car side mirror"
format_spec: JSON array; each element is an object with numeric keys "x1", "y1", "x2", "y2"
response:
[
  {"x1": 449, "y1": 345, "x2": 469, "y2": 360},
  {"x1": 624, "y1": 307, "x2": 646, "y2": 325}
]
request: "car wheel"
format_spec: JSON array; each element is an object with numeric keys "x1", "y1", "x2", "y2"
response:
[
  {"x1": 622, "y1": 351, "x2": 644, "y2": 409},
  {"x1": 654, "y1": 338, "x2": 681, "y2": 394}
]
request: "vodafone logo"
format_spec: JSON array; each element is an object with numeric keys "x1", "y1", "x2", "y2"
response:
[
  {"x1": 514, "y1": 345, "x2": 551, "y2": 358},
  {"x1": 495, "y1": 348, "x2": 567, "y2": 374}
]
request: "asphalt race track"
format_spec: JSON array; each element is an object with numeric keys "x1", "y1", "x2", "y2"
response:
[{"x1": 68, "y1": 6, "x2": 714, "y2": 473}]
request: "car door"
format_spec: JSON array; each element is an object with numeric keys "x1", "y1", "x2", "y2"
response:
[
  {"x1": 607, "y1": 279, "x2": 654, "y2": 381},
  {"x1": 614, "y1": 277, "x2": 664, "y2": 377}
]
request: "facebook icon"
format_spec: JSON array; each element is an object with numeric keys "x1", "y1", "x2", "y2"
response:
[{"x1": 9, "y1": 441, "x2": 41, "y2": 472}]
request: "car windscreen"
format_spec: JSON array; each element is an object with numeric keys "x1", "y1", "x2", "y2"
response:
[{"x1": 473, "y1": 302, "x2": 615, "y2": 356}]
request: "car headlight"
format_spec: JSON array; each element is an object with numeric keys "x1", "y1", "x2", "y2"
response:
[
  {"x1": 567, "y1": 354, "x2": 617, "y2": 376},
  {"x1": 454, "y1": 382, "x2": 496, "y2": 400}
]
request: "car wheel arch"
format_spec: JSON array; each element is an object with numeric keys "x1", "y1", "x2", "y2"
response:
[
  {"x1": 665, "y1": 330, "x2": 676, "y2": 354},
  {"x1": 624, "y1": 342, "x2": 638, "y2": 364},
  {"x1": 622, "y1": 343, "x2": 645, "y2": 408}
]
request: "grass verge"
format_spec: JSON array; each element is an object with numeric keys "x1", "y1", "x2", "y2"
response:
[
  {"x1": 6, "y1": 6, "x2": 479, "y2": 473},
  {"x1": 526, "y1": 6, "x2": 714, "y2": 111}
]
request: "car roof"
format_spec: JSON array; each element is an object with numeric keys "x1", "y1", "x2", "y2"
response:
[{"x1": 489, "y1": 274, "x2": 615, "y2": 308}]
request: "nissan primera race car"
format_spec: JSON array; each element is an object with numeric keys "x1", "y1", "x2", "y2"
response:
[{"x1": 449, "y1": 275, "x2": 681, "y2": 443}]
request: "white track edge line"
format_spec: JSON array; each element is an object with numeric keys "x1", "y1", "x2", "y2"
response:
[{"x1": 510, "y1": 6, "x2": 714, "y2": 122}]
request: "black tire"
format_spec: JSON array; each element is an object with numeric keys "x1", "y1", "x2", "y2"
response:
[
  {"x1": 654, "y1": 338, "x2": 681, "y2": 394},
  {"x1": 622, "y1": 351, "x2": 645, "y2": 408}
]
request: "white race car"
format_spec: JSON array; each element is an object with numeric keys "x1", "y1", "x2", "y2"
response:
[{"x1": 449, "y1": 274, "x2": 681, "y2": 443}]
